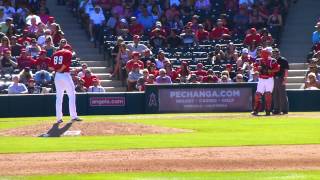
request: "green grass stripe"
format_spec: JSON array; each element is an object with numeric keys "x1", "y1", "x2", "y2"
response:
[{"x1": 0, "y1": 113, "x2": 320, "y2": 153}]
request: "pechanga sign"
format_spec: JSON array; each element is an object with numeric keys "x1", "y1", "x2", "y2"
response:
[
  {"x1": 159, "y1": 88, "x2": 252, "y2": 112},
  {"x1": 90, "y1": 97, "x2": 126, "y2": 107}
]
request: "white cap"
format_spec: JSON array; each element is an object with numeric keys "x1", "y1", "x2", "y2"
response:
[
  {"x1": 242, "y1": 48, "x2": 249, "y2": 54},
  {"x1": 265, "y1": 47, "x2": 273, "y2": 54}
]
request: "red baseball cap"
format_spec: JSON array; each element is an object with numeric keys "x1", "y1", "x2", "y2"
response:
[
  {"x1": 132, "y1": 51, "x2": 140, "y2": 57},
  {"x1": 226, "y1": 64, "x2": 232, "y2": 68},
  {"x1": 63, "y1": 44, "x2": 72, "y2": 51},
  {"x1": 197, "y1": 63, "x2": 203, "y2": 68},
  {"x1": 250, "y1": 28, "x2": 257, "y2": 33},
  {"x1": 133, "y1": 35, "x2": 140, "y2": 39},
  {"x1": 48, "y1": 16, "x2": 55, "y2": 23}
]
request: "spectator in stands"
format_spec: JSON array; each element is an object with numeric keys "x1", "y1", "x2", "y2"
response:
[
  {"x1": 165, "y1": 4, "x2": 179, "y2": 22},
  {"x1": 194, "y1": 0, "x2": 211, "y2": 11},
  {"x1": 18, "y1": 30, "x2": 32, "y2": 46},
  {"x1": 235, "y1": 73, "x2": 244, "y2": 83},
  {"x1": 168, "y1": 15, "x2": 184, "y2": 31},
  {"x1": 116, "y1": 18, "x2": 129, "y2": 37},
  {"x1": 10, "y1": 36, "x2": 22, "y2": 57},
  {"x1": 304, "y1": 72, "x2": 320, "y2": 90},
  {"x1": 127, "y1": 62, "x2": 143, "y2": 91},
  {"x1": 195, "y1": 24, "x2": 209, "y2": 42},
  {"x1": 0, "y1": 17, "x2": 14, "y2": 36},
  {"x1": 164, "y1": 62, "x2": 178, "y2": 83},
  {"x1": 136, "y1": 69, "x2": 154, "y2": 91},
  {"x1": 193, "y1": 63, "x2": 207, "y2": 80},
  {"x1": 127, "y1": 35, "x2": 149, "y2": 54},
  {"x1": 156, "y1": 68, "x2": 172, "y2": 84},
  {"x1": 312, "y1": 22, "x2": 320, "y2": 45},
  {"x1": 306, "y1": 63, "x2": 320, "y2": 81},
  {"x1": 180, "y1": 26, "x2": 196, "y2": 47},
  {"x1": 177, "y1": 61, "x2": 190, "y2": 83},
  {"x1": 225, "y1": 42, "x2": 237, "y2": 61},
  {"x1": 249, "y1": 7, "x2": 264, "y2": 29},
  {"x1": 35, "y1": 50, "x2": 50, "y2": 71},
  {"x1": 37, "y1": 29, "x2": 51, "y2": 46},
  {"x1": 50, "y1": 23, "x2": 64, "y2": 46},
  {"x1": 244, "y1": 28, "x2": 261, "y2": 46},
  {"x1": 220, "y1": 75, "x2": 229, "y2": 83},
  {"x1": 27, "y1": 78, "x2": 41, "y2": 94},
  {"x1": 150, "y1": 21, "x2": 168, "y2": 37},
  {"x1": 17, "y1": 49, "x2": 36, "y2": 70},
  {"x1": 236, "y1": 48, "x2": 254, "y2": 69},
  {"x1": 155, "y1": 50, "x2": 169, "y2": 69},
  {"x1": 233, "y1": 7, "x2": 249, "y2": 34},
  {"x1": 202, "y1": 69, "x2": 219, "y2": 83},
  {"x1": 88, "y1": 78, "x2": 105, "y2": 92},
  {"x1": 0, "y1": 36, "x2": 10, "y2": 55},
  {"x1": 141, "y1": 49, "x2": 155, "y2": 65},
  {"x1": 26, "y1": 16, "x2": 39, "y2": 36},
  {"x1": 8, "y1": 75, "x2": 28, "y2": 94},
  {"x1": 225, "y1": 64, "x2": 236, "y2": 80},
  {"x1": 34, "y1": 70, "x2": 51, "y2": 89},
  {"x1": 260, "y1": 28, "x2": 274, "y2": 46},
  {"x1": 82, "y1": 69, "x2": 98, "y2": 89},
  {"x1": 249, "y1": 71, "x2": 259, "y2": 82},
  {"x1": 248, "y1": 40, "x2": 258, "y2": 59},
  {"x1": 19, "y1": 67, "x2": 33, "y2": 85},
  {"x1": 129, "y1": 16, "x2": 144, "y2": 36},
  {"x1": 26, "y1": 38, "x2": 41, "y2": 58},
  {"x1": 137, "y1": 6, "x2": 154, "y2": 30},
  {"x1": 75, "y1": 78, "x2": 87, "y2": 92},
  {"x1": 188, "y1": 74, "x2": 199, "y2": 83},
  {"x1": 113, "y1": 42, "x2": 130, "y2": 79},
  {"x1": 0, "y1": 49, "x2": 17, "y2": 75},
  {"x1": 126, "y1": 51, "x2": 144, "y2": 73},
  {"x1": 167, "y1": 29, "x2": 182, "y2": 48},
  {"x1": 150, "y1": 28, "x2": 167, "y2": 48},
  {"x1": 147, "y1": 62, "x2": 159, "y2": 77},
  {"x1": 0, "y1": 9, "x2": 6, "y2": 23},
  {"x1": 220, "y1": 70, "x2": 232, "y2": 82},
  {"x1": 78, "y1": 63, "x2": 88, "y2": 78},
  {"x1": 43, "y1": 36, "x2": 56, "y2": 57},
  {"x1": 210, "y1": 19, "x2": 230, "y2": 40},
  {"x1": 267, "y1": 8, "x2": 283, "y2": 42}
]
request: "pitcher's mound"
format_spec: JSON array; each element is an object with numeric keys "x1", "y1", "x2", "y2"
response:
[{"x1": 0, "y1": 121, "x2": 191, "y2": 137}]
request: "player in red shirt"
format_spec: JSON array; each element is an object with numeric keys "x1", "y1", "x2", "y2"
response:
[
  {"x1": 252, "y1": 49, "x2": 280, "y2": 116},
  {"x1": 49, "y1": 45, "x2": 82, "y2": 123},
  {"x1": 17, "y1": 49, "x2": 36, "y2": 70}
]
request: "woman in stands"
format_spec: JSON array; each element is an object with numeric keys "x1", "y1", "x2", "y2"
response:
[
  {"x1": 304, "y1": 72, "x2": 320, "y2": 90},
  {"x1": 0, "y1": 36, "x2": 11, "y2": 55},
  {"x1": 113, "y1": 43, "x2": 130, "y2": 81},
  {"x1": 164, "y1": 62, "x2": 178, "y2": 83},
  {"x1": 50, "y1": 23, "x2": 64, "y2": 46},
  {"x1": 43, "y1": 36, "x2": 56, "y2": 58},
  {"x1": 177, "y1": 61, "x2": 190, "y2": 83}
]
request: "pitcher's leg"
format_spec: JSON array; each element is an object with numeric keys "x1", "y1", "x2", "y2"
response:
[{"x1": 65, "y1": 75, "x2": 78, "y2": 119}]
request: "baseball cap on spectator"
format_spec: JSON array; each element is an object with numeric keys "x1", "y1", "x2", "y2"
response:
[
  {"x1": 133, "y1": 63, "x2": 140, "y2": 69},
  {"x1": 198, "y1": 24, "x2": 204, "y2": 29},
  {"x1": 265, "y1": 47, "x2": 273, "y2": 54},
  {"x1": 192, "y1": 15, "x2": 199, "y2": 20},
  {"x1": 28, "y1": 78, "x2": 35, "y2": 82},
  {"x1": 250, "y1": 28, "x2": 257, "y2": 34},
  {"x1": 158, "y1": 49, "x2": 164, "y2": 54},
  {"x1": 242, "y1": 48, "x2": 249, "y2": 54},
  {"x1": 226, "y1": 64, "x2": 232, "y2": 69},
  {"x1": 132, "y1": 51, "x2": 140, "y2": 57},
  {"x1": 120, "y1": 18, "x2": 127, "y2": 24},
  {"x1": 273, "y1": 48, "x2": 280, "y2": 52},
  {"x1": 133, "y1": 35, "x2": 140, "y2": 39},
  {"x1": 130, "y1": 16, "x2": 136, "y2": 21},
  {"x1": 39, "y1": 50, "x2": 47, "y2": 55},
  {"x1": 63, "y1": 44, "x2": 73, "y2": 51},
  {"x1": 182, "y1": 61, "x2": 188, "y2": 65},
  {"x1": 48, "y1": 16, "x2": 55, "y2": 24},
  {"x1": 155, "y1": 21, "x2": 162, "y2": 27},
  {"x1": 197, "y1": 63, "x2": 203, "y2": 68},
  {"x1": 5, "y1": 17, "x2": 13, "y2": 22}
]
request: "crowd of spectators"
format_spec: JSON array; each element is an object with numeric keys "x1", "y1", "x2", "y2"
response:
[
  {"x1": 0, "y1": 0, "x2": 108, "y2": 94},
  {"x1": 69, "y1": 0, "x2": 291, "y2": 91}
]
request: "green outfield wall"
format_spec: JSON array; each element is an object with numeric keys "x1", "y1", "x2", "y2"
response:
[{"x1": 0, "y1": 84, "x2": 318, "y2": 117}]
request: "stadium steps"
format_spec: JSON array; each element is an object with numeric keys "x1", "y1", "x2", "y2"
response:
[
  {"x1": 47, "y1": 1, "x2": 124, "y2": 91},
  {"x1": 280, "y1": 0, "x2": 320, "y2": 63},
  {"x1": 286, "y1": 63, "x2": 308, "y2": 89}
]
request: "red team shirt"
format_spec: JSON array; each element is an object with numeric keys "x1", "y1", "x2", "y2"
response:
[
  {"x1": 254, "y1": 58, "x2": 280, "y2": 78},
  {"x1": 50, "y1": 50, "x2": 72, "y2": 72}
]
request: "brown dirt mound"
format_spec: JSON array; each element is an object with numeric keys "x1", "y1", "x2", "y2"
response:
[
  {"x1": 1, "y1": 145, "x2": 320, "y2": 176},
  {"x1": 0, "y1": 121, "x2": 191, "y2": 137}
]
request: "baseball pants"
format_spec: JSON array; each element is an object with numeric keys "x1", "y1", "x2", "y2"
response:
[
  {"x1": 54, "y1": 72, "x2": 78, "y2": 121},
  {"x1": 256, "y1": 77, "x2": 274, "y2": 94},
  {"x1": 273, "y1": 77, "x2": 289, "y2": 113}
]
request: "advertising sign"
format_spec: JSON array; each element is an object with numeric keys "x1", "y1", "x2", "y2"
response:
[
  {"x1": 158, "y1": 88, "x2": 252, "y2": 112},
  {"x1": 89, "y1": 97, "x2": 126, "y2": 107}
]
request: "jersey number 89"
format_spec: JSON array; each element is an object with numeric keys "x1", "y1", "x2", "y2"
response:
[{"x1": 53, "y1": 56, "x2": 63, "y2": 65}]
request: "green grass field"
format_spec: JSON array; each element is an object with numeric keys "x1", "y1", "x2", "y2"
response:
[{"x1": 1, "y1": 113, "x2": 320, "y2": 179}]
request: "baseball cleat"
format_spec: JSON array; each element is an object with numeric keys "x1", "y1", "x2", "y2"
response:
[
  {"x1": 70, "y1": 117, "x2": 83, "y2": 123},
  {"x1": 265, "y1": 111, "x2": 271, "y2": 116},
  {"x1": 251, "y1": 111, "x2": 258, "y2": 116},
  {"x1": 56, "y1": 119, "x2": 63, "y2": 124}
]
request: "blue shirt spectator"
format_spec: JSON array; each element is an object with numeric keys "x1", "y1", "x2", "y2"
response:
[
  {"x1": 312, "y1": 22, "x2": 320, "y2": 44},
  {"x1": 137, "y1": 9, "x2": 154, "y2": 30},
  {"x1": 8, "y1": 76, "x2": 28, "y2": 94},
  {"x1": 34, "y1": 70, "x2": 51, "y2": 85}
]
